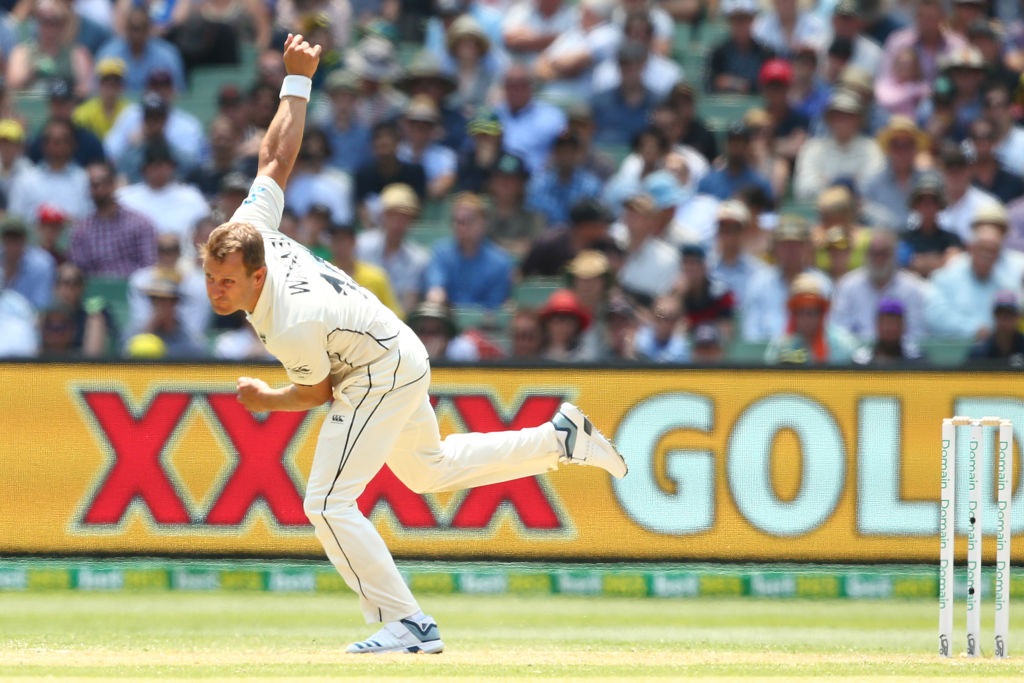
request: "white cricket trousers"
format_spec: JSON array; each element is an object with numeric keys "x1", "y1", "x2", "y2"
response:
[{"x1": 303, "y1": 327, "x2": 564, "y2": 624}]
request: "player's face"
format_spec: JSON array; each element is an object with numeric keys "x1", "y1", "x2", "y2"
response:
[{"x1": 204, "y1": 251, "x2": 266, "y2": 315}]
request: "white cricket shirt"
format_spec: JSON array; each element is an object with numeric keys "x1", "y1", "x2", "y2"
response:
[{"x1": 232, "y1": 176, "x2": 404, "y2": 386}]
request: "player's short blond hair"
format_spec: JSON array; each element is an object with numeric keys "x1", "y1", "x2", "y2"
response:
[{"x1": 204, "y1": 221, "x2": 266, "y2": 274}]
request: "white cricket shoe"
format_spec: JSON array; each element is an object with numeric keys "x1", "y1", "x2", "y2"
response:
[
  {"x1": 551, "y1": 402, "x2": 628, "y2": 478},
  {"x1": 345, "y1": 617, "x2": 444, "y2": 654}
]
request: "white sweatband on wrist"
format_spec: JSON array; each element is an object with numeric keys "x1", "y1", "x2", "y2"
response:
[{"x1": 279, "y1": 75, "x2": 312, "y2": 101}]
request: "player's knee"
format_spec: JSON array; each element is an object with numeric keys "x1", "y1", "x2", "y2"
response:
[{"x1": 303, "y1": 491, "x2": 358, "y2": 525}]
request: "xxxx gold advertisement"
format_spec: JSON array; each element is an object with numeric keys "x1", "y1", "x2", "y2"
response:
[{"x1": 0, "y1": 363, "x2": 1021, "y2": 562}]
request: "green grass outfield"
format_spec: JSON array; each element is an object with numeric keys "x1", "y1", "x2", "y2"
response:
[{"x1": 2, "y1": 592, "x2": 1023, "y2": 681}]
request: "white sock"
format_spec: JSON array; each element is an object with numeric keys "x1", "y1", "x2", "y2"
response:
[{"x1": 403, "y1": 609, "x2": 431, "y2": 628}]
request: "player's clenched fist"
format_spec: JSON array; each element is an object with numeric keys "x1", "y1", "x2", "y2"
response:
[
  {"x1": 282, "y1": 33, "x2": 321, "y2": 78},
  {"x1": 236, "y1": 376, "x2": 273, "y2": 412}
]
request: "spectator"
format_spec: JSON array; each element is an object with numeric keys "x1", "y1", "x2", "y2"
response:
[
  {"x1": 634, "y1": 292, "x2": 688, "y2": 362},
  {"x1": 793, "y1": 90, "x2": 884, "y2": 201},
  {"x1": 316, "y1": 70, "x2": 373, "y2": 175},
  {"x1": 6, "y1": 0, "x2": 92, "y2": 98},
  {"x1": 863, "y1": 116, "x2": 930, "y2": 229},
  {"x1": 831, "y1": 228, "x2": 929, "y2": 346},
  {"x1": 274, "y1": 0, "x2": 351, "y2": 51},
  {"x1": 8, "y1": 119, "x2": 90, "y2": 222},
  {"x1": 0, "y1": 216, "x2": 55, "y2": 311},
  {"x1": 353, "y1": 121, "x2": 427, "y2": 229},
  {"x1": 127, "y1": 277, "x2": 207, "y2": 358},
  {"x1": 72, "y1": 57, "x2": 131, "y2": 140},
  {"x1": 819, "y1": 226, "x2": 855, "y2": 283},
  {"x1": 833, "y1": 64, "x2": 888, "y2": 137},
  {"x1": 563, "y1": 103, "x2": 617, "y2": 181},
  {"x1": 679, "y1": 243, "x2": 735, "y2": 344},
  {"x1": 455, "y1": 109, "x2": 505, "y2": 193},
  {"x1": 920, "y1": 46, "x2": 986, "y2": 140},
  {"x1": 508, "y1": 308, "x2": 545, "y2": 360},
  {"x1": 851, "y1": 297, "x2": 924, "y2": 365},
  {"x1": 326, "y1": 222, "x2": 403, "y2": 316},
  {"x1": 520, "y1": 197, "x2": 615, "y2": 277},
  {"x1": 35, "y1": 204, "x2": 68, "y2": 266},
  {"x1": 831, "y1": 0, "x2": 883, "y2": 75},
  {"x1": 443, "y1": 15, "x2": 503, "y2": 121},
  {"x1": 662, "y1": 153, "x2": 721, "y2": 248},
  {"x1": 96, "y1": 6, "x2": 186, "y2": 93},
  {"x1": 397, "y1": 96, "x2": 457, "y2": 201},
  {"x1": 765, "y1": 273, "x2": 858, "y2": 365},
  {"x1": 741, "y1": 215, "x2": 832, "y2": 343},
  {"x1": 484, "y1": 151, "x2": 545, "y2": 259},
  {"x1": 394, "y1": 50, "x2": 467, "y2": 152},
  {"x1": 345, "y1": 35, "x2": 406, "y2": 127},
  {"x1": 112, "y1": 93, "x2": 193, "y2": 183},
  {"x1": 813, "y1": 185, "x2": 870, "y2": 274},
  {"x1": 26, "y1": 79, "x2": 105, "y2": 168},
  {"x1": 285, "y1": 128, "x2": 353, "y2": 226},
  {"x1": 753, "y1": 0, "x2": 830, "y2": 59},
  {"x1": 44, "y1": 262, "x2": 116, "y2": 358},
  {"x1": 948, "y1": 0, "x2": 987, "y2": 40},
  {"x1": 709, "y1": 200, "x2": 766, "y2": 310},
  {"x1": 757, "y1": 58, "x2": 809, "y2": 167},
  {"x1": 535, "y1": 0, "x2": 620, "y2": 104},
  {"x1": 69, "y1": 160, "x2": 158, "y2": 278},
  {"x1": 591, "y1": 42, "x2": 658, "y2": 148},
  {"x1": 601, "y1": 294, "x2": 640, "y2": 360},
  {"x1": 898, "y1": 170, "x2": 963, "y2": 278},
  {"x1": 878, "y1": 0, "x2": 965, "y2": 85},
  {"x1": 615, "y1": 191, "x2": 680, "y2": 305},
  {"x1": 127, "y1": 232, "x2": 210, "y2": 341},
  {"x1": 300, "y1": 203, "x2": 334, "y2": 259},
  {"x1": 742, "y1": 107, "x2": 790, "y2": 201},
  {"x1": 503, "y1": 0, "x2": 576, "y2": 67},
  {"x1": 356, "y1": 183, "x2": 429, "y2": 313},
  {"x1": 690, "y1": 322, "x2": 726, "y2": 364},
  {"x1": 925, "y1": 220, "x2": 1022, "y2": 341},
  {"x1": 564, "y1": 248, "x2": 616, "y2": 358},
  {"x1": 197, "y1": 0, "x2": 272, "y2": 50},
  {"x1": 603, "y1": 125, "x2": 674, "y2": 200},
  {"x1": 526, "y1": 130, "x2": 603, "y2": 227},
  {"x1": 406, "y1": 300, "x2": 481, "y2": 361},
  {"x1": 0, "y1": 283, "x2": 38, "y2": 357},
  {"x1": 985, "y1": 82, "x2": 1024, "y2": 177},
  {"x1": 697, "y1": 122, "x2": 775, "y2": 202},
  {"x1": 186, "y1": 117, "x2": 244, "y2": 199},
  {"x1": 494, "y1": 63, "x2": 567, "y2": 174},
  {"x1": 115, "y1": 139, "x2": 210, "y2": 253},
  {"x1": 424, "y1": 192, "x2": 513, "y2": 309},
  {"x1": 537, "y1": 288, "x2": 593, "y2": 361},
  {"x1": 968, "y1": 118, "x2": 1024, "y2": 205},
  {"x1": 592, "y1": 11, "x2": 681, "y2": 100},
  {"x1": 0, "y1": 119, "x2": 30, "y2": 200},
  {"x1": 790, "y1": 43, "x2": 830, "y2": 123},
  {"x1": 875, "y1": 45, "x2": 931, "y2": 118},
  {"x1": 937, "y1": 142, "x2": 1000, "y2": 243},
  {"x1": 1006, "y1": 193, "x2": 1024, "y2": 253},
  {"x1": 664, "y1": 82, "x2": 718, "y2": 165},
  {"x1": 967, "y1": 290, "x2": 1024, "y2": 367},
  {"x1": 213, "y1": 172, "x2": 252, "y2": 222},
  {"x1": 612, "y1": 0, "x2": 674, "y2": 57},
  {"x1": 968, "y1": 19, "x2": 1018, "y2": 94},
  {"x1": 707, "y1": 0, "x2": 773, "y2": 94}
]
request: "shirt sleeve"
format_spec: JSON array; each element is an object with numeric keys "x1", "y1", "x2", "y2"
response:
[
  {"x1": 230, "y1": 175, "x2": 286, "y2": 234},
  {"x1": 267, "y1": 321, "x2": 332, "y2": 386}
]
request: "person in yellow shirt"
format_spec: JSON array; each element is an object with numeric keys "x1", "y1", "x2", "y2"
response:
[
  {"x1": 326, "y1": 221, "x2": 404, "y2": 316},
  {"x1": 72, "y1": 57, "x2": 131, "y2": 139}
]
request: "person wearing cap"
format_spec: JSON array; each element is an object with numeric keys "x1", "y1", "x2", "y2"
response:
[
  {"x1": 314, "y1": 69, "x2": 372, "y2": 175},
  {"x1": 502, "y1": 0, "x2": 577, "y2": 67},
  {"x1": 764, "y1": 272, "x2": 857, "y2": 365},
  {"x1": 812, "y1": 184, "x2": 871, "y2": 272},
  {"x1": 793, "y1": 88, "x2": 884, "y2": 201},
  {"x1": 72, "y1": 57, "x2": 130, "y2": 139},
  {"x1": 353, "y1": 120, "x2": 427, "y2": 229},
  {"x1": 405, "y1": 300, "x2": 483, "y2": 362},
  {"x1": 592, "y1": 11, "x2": 681, "y2": 100},
  {"x1": 494, "y1": 63, "x2": 568, "y2": 174},
  {"x1": 935, "y1": 140, "x2": 1000, "y2": 243},
  {"x1": 753, "y1": 0, "x2": 829, "y2": 59},
  {"x1": 967, "y1": 290, "x2": 1024, "y2": 366},
  {"x1": 443, "y1": 15, "x2": 502, "y2": 123},
  {"x1": 591, "y1": 41, "x2": 660, "y2": 147},
  {"x1": 679, "y1": 242, "x2": 736, "y2": 341},
  {"x1": 601, "y1": 292, "x2": 641, "y2": 360},
  {"x1": 830, "y1": 0, "x2": 884, "y2": 75},
  {"x1": 707, "y1": 0, "x2": 773, "y2": 94},
  {"x1": 534, "y1": 0, "x2": 620, "y2": 104},
  {"x1": 325, "y1": 222, "x2": 403, "y2": 317},
  {"x1": 102, "y1": 68, "x2": 205, "y2": 171},
  {"x1": 355, "y1": 182, "x2": 429, "y2": 313},
  {"x1": 981, "y1": 82, "x2": 1024, "y2": 178},
  {"x1": 526, "y1": 129, "x2": 603, "y2": 227},
  {"x1": 898, "y1": 170, "x2": 964, "y2": 278},
  {"x1": 967, "y1": 118, "x2": 1024, "y2": 204},
  {"x1": 862, "y1": 116, "x2": 930, "y2": 229},
  {"x1": 697, "y1": 122, "x2": 775, "y2": 202},
  {"x1": 520, "y1": 197, "x2": 616, "y2": 277},
  {"x1": 0, "y1": 118, "x2": 30, "y2": 198},
  {"x1": 6, "y1": 0, "x2": 93, "y2": 98},
  {"x1": 925, "y1": 215, "x2": 1024, "y2": 341},
  {"x1": 184, "y1": 119, "x2": 245, "y2": 199},
  {"x1": 616, "y1": 190, "x2": 681, "y2": 304},
  {"x1": 397, "y1": 95, "x2": 457, "y2": 201},
  {"x1": 831, "y1": 228, "x2": 929, "y2": 347},
  {"x1": 757, "y1": 58, "x2": 809, "y2": 165},
  {"x1": 688, "y1": 322, "x2": 725, "y2": 363},
  {"x1": 878, "y1": 0, "x2": 966, "y2": 86},
  {"x1": 483, "y1": 151, "x2": 546, "y2": 258},
  {"x1": 110, "y1": 92, "x2": 192, "y2": 184},
  {"x1": 423, "y1": 192, "x2": 513, "y2": 309},
  {"x1": 663, "y1": 82, "x2": 719, "y2": 165},
  {"x1": 633, "y1": 293, "x2": 689, "y2": 363},
  {"x1": 24, "y1": 78, "x2": 105, "y2": 168},
  {"x1": 129, "y1": 276, "x2": 207, "y2": 359},
  {"x1": 454, "y1": 109, "x2": 506, "y2": 193},
  {"x1": 69, "y1": 160, "x2": 158, "y2": 278},
  {"x1": 8, "y1": 119, "x2": 91, "y2": 223},
  {"x1": 967, "y1": 19, "x2": 1018, "y2": 94},
  {"x1": 851, "y1": 296, "x2": 924, "y2": 365},
  {"x1": 537, "y1": 288, "x2": 594, "y2": 361},
  {"x1": 710, "y1": 199, "x2": 767, "y2": 309},
  {"x1": 34, "y1": 203, "x2": 69, "y2": 265},
  {"x1": 0, "y1": 215, "x2": 56, "y2": 311},
  {"x1": 127, "y1": 229, "x2": 210, "y2": 341},
  {"x1": 284, "y1": 128, "x2": 353, "y2": 227},
  {"x1": 339, "y1": 36, "x2": 405, "y2": 128},
  {"x1": 96, "y1": 6, "x2": 186, "y2": 93},
  {"x1": 393, "y1": 49, "x2": 468, "y2": 152},
  {"x1": 914, "y1": 45, "x2": 988, "y2": 138},
  {"x1": 740, "y1": 214, "x2": 832, "y2": 343}
]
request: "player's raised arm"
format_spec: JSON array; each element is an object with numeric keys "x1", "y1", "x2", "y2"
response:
[{"x1": 258, "y1": 33, "x2": 321, "y2": 190}]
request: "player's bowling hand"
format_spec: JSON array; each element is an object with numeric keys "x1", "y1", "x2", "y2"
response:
[{"x1": 236, "y1": 376, "x2": 272, "y2": 412}]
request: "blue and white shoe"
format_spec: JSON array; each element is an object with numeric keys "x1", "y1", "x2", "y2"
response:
[
  {"x1": 551, "y1": 402, "x2": 628, "y2": 479},
  {"x1": 345, "y1": 617, "x2": 444, "y2": 654}
]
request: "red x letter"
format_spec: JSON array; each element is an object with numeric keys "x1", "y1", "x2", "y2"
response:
[
  {"x1": 204, "y1": 394, "x2": 309, "y2": 526},
  {"x1": 80, "y1": 391, "x2": 192, "y2": 525}
]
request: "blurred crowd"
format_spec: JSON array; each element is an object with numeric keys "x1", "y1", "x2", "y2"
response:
[{"x1": 3, "y1": 0, "x2": 1024, "y2": 366}]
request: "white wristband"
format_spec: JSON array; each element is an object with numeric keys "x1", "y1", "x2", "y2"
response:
[{"x1": 279, "y1": 75, "x2": 312, "y2": 101}]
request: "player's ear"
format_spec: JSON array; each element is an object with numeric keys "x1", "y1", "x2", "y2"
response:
[{"x1": 253, "y1": 265, "x2": 268, "y2": 287}]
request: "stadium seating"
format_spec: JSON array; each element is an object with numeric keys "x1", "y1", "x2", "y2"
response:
[{"x1": 514, "y1": 277, "x2": 563, "y2": 309}]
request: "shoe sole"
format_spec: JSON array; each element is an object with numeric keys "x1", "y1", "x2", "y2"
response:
[
  {"x1": 347, "y1": 639, "x2": 445, "y2": 654},
  {"x1": 561, "y1": 403, "x2": 628, "y2": 478}
]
